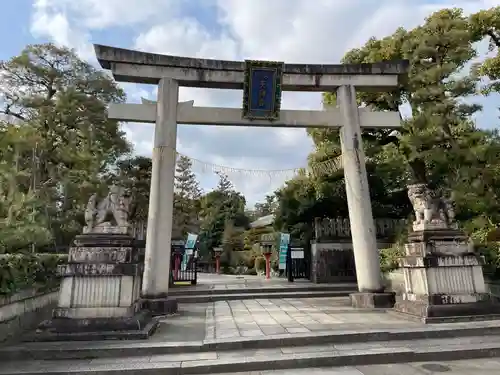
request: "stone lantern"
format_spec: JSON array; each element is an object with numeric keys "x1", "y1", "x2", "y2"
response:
[{"x1": 260, "y1": 233, "x2": 275, "y2": 280}]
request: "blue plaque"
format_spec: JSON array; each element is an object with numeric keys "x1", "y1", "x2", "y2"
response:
[{"x1": 242, "y1": 60, "x2": 284, "y2": 121}]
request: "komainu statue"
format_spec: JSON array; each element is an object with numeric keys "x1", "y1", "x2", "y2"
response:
[
  {"x1": 83, "y1": 185, "x2": 133, "y2": 234},
  {"x1": 407, "y1": 183, "x2": 455, "y2": 230}
]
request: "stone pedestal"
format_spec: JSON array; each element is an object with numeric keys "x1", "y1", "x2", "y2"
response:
[
  {"x1": 350, "y1": 292, "x2": 396, "y2": 308},
  {"x1": 394, "y1": 227, "x2": 500, "y2": 322},
  {"x1": 34, "y1": 233, "x2": 158, "y2": 341}
]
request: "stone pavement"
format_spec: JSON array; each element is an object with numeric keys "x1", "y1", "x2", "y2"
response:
[
  {"x1": 170, "y1": 273, "x2": 356, "y2": 292},
  {"x1": 206, "y1": 297, "x2": 420, "y2": 340},
  {"x1": 224, "y1": 358, "x2": 500, "y2": 374},
  {"x1": 3, "y1": 334, "x2": 500, "y2": 374},
  {"x1": 4, "y1": 275, "x2": 500, "y2": 373}
]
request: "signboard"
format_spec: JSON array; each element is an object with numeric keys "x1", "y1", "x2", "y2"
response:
[
  {"x1": 185, "y1": 233, "x2": 197, "y2": 250},
  {"x1": 291, "y1": 248, "x2": 305, "y2": 259},
  {"x1": 242, "y1": 60, "x2": 284, "y2": 121},
  {"x1": 182, "y1": 233, "x2": 198, "y2": 271},
  {"x1": 279, "y1": 233, "x2": 290, "y2": 270}
]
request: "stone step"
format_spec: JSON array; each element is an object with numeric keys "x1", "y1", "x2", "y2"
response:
[
  {"x1": 168, "y1": 283, "x2": 358, "y2": 297},
  {"x1": 2, "y1": 335, "x2": 500, "y2": 374},
  {"x1": 4, "y1": 321, "x2": 500, "y2": 361},
  {"x1": 174, "y1": 290, "x2": 355, "y2": 303}
]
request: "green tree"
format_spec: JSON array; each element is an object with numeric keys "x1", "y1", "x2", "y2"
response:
[
  {"x1": 0, "y1": 122, "x2": 52, "y2": 252},
  {"x1": 470, "y1": 6, "x2": 500, "y2": 94},
  {"x1": 0, "y1": 43, "x2": 131, "y2": 246},
  {"x1": 339, "y1": 9, "x2": 480, "y2": 189},
  {"x1": 173, "y1": 156, "x2": 202, "y2": 238},
  {"x1": 274, "y1": 8, "x2": 495, "y2": 241},
  {"x1": 198, "y1": 173, "x2": 248, "y2": 256},
  {"x1": 114, "y1": 156, "x2": 152, "y2": 222},
  {"x1": 254, "y1": 195, "x2": 278, "y2": 218}
]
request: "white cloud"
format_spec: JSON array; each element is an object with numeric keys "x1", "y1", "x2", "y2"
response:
[{"x1": 28, "y1": 0, "x2": 500, "y2": 204}]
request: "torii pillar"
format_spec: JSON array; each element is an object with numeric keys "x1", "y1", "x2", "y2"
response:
[{"x1": 139, "y1": 78, "x2": 179, "y2": 314}]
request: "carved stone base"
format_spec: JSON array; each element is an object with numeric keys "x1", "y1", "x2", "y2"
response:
[
  {"x1": 31, "y1": 310, "x2": 158, "y2": 341},
  {"x1": 350, "y1": 292, "x2": 396, "y2": 308},
  {"x1": 141, "y1": 297, "x2": 178, "y2": 316},
  {"x1": 394, "y1": 296, "x2": 500, "y2": 323},
  {"x1": 397, "y1": 227, "x2": 495, "y2": 323},
  {"x1": 37, "y1": 232, "x2": 152, "y2": 341}
]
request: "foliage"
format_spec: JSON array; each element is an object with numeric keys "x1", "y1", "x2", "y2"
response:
[
  {"x1": 173, "y1": 156, "x2": 202, "y2": 238},
  {"x1": 199, "y1": 173, "x2": 249, "y2": 256},
  {"x1": 253, "y1": 195, "x2": 278, "y2": 218},
  {"x1": 0, "y1": 253, "x2": 67, "y2": 295},
  {"x1": 113, "y1": 156, "x2": 152, "y2": 222},
  {"x1": 469, "y1": 6, "x2": 500, "y2": 94},
  {"x1": 274, "y1": 8, "x2": 500, "y2": 259},
  {"x1": 0, "y1": 43, "x2": 131, "y2": 248},
  {"x1": 254, "y1": 256, "x2": 266, "y2": 271},
  {"x1": 379, "y1": 246, "x2": 405, "y2": 273},
  {"x1": 242, "y1": 226, "x2": 275, "y2": 251}
]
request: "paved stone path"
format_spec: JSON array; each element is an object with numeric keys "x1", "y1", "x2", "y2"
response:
[
  {"x1": 171, "y1": 273, "x2": 355, "y2": 292},
  {"x1": 205, "y1": 297, "x2": 419, "y2": 340},
  {"x1": 3, "y1": 335, "x2": 500, "y2": 374},
  {"x1": 224, "y1": 358, "x2": 500, "y2": 374}
]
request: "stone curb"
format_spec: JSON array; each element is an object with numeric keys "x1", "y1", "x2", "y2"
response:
[
  {"x1": 3, "y1": 324, "x2": 500, "y2": 361},
  {"x1": 168, "y1": 284, "x2": 357, "y2": 297},
  {"x1": 175, "y1": 290, "x2": 352, "y2": 303},
  {"x1": 2, "y1": 343, "x2": 500, "y2": 374}
]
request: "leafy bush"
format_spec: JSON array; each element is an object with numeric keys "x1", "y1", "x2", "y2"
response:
[
  {"x1": 465, "y1": 216, "x2": 500, "y2": 280},
  {"x1": 0, "y1": 253, "x2": 67, "y2": 296},
  {"x1": 379, "y1": 246, "x2": 404, "y2": 273}
]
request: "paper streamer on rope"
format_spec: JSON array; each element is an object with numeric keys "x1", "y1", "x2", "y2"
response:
[{"x1": 168, "y1": 146, "x2": 345, "y2": 181}]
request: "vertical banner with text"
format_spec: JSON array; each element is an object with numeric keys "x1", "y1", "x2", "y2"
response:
[
  {"x1": 182, "y1": 233, "x2": 198, "y2": 271},
  {"x1": 278, "y1": 233, "x2": 290, "y2": 270}
]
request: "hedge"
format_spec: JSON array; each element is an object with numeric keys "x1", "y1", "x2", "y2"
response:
[
  {"x1": 0, "y1": 253, "x2": 67, "y2": 296},
  {"x1": 379, "y1": 246, "x2": 404, "y2": 274}
]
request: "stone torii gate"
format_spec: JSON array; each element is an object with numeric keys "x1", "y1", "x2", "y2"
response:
[{"x1": 94, "y1": 44, "x2": 409, "y2": 313}]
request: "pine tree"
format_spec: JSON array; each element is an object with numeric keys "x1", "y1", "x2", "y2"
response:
[
  {"x1": 173, "y1": 156, "x2": 202, "y2": 238},
  {"x1": 215, "y1": 172, "x2": 234, "y2": 193}
]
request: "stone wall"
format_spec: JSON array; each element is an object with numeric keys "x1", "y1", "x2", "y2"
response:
[
  {"x1": 310, "y1": 241, "x2": 392, "y2": 284},
  {"x1": 0, "y1": 289, "x2": 58, "y2": 342},
  {"x1": 310, "y1": 217, "x2": 404, "y2": 284}
]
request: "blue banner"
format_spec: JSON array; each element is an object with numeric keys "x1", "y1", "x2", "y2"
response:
[
  {"x1": 278, "y1": 233, "x2": 290, "y2": 270},
  {"x1": 182, "y1": 233, "x2": 198, "y2": 271}
]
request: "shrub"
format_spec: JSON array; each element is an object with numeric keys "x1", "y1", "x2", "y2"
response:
[
  {"x1": 0, "y1": 253, "x2": 67, "y2": 296},
  {"x1": 477, "y1": 243, "x2": 500, "y2": 279},
  {"x1": 379, "y1": 246, "x2": 404, "y2": 274}
]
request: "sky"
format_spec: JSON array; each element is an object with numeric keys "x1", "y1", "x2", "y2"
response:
[{"x1": 2, "y1": 0, "x2": 500, "y2": 206}]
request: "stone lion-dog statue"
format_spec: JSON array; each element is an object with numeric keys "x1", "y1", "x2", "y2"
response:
[
  {"x1": 83, "y1": 185, "x2": 132, "y2": 234},
  {"x1": 407, "y1": 183, "x2": 455, "y2": 228}
]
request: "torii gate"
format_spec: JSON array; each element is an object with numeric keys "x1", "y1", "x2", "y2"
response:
[{"x1": 94, "y1": 44, "x2": 408, "y2": 313}]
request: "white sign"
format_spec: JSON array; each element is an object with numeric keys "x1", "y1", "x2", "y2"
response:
[
  {"x1": 291, "y1": 248, "x2": 304, "y2": 259},
  {"x1": 186, "y1": 249, "x2": 193, "y2": 256}
]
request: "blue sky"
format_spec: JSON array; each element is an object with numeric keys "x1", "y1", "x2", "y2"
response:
[{"x1": 2, "y1": 0, "x2": 500, "y2": 204}]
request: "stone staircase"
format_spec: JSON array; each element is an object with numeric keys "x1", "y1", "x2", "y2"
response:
[
  {"x1": 168, "y1": 282, "x2": 358, "y2": 303},
  {"x1": 2, "y1": 321, "x2": 500, "y2": 374}
]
